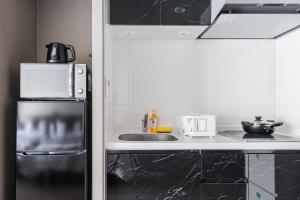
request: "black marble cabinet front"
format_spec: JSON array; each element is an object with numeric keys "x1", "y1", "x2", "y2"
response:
[
  {"x1": 107, "y1": 150, "x2": 248, "y2": 200},
  {"x1": 201, "y1": 152, "x2": 247, "y2": 200},
  {"x1": 110, "y1": 0, "x2": 212, "y2": 25},
  {"x1": 161, "y1": 0, "x2": 211, "y2": 25},
  {"x1": 110, "y1": 0, "x2": 160, "y2": 25},
  {"x1": 249, "y1": 153, "x2": 300, "y2": 200},
  {"x1": 275, "y1": 154, "x2": 300, "y2": 200},
  {"x1": 107, "y1": 153, "x2": 136, "y2": 200},
  {"x1": 202, "y1": 183, "x2": 247, "y2": 200},
  {"x1": 107, "y1": 150, "x2": 300, "y2": 200},
  {"x1": 202, "y1": 152, "x2": 246, "y2": 183},
  {"x1": 107, "y1": 151, "x2": 202, "y2": 200}
]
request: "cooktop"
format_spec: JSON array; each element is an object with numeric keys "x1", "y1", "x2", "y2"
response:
[{"x1": 218, "y1": 131, "x2": 300, "y2": 142}]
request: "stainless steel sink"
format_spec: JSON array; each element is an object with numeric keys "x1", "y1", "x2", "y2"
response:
[{"x1": 118, "y1": 133, "x2": 178, "y2": 141}]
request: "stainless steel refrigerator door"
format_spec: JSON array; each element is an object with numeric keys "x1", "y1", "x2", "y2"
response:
[
  {"x1": 16, "y1": 152, "x2": 86, "y2": 200},
  {"x1": 20, "y1": 63, "x2": 74, "y2": 99},
  {"x1": 17, "y1": 101, "x2": 86, "y2": 152}
]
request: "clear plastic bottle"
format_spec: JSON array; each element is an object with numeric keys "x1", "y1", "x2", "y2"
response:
[{"x1": 149, "y1": 109, "x2": 158, "y2": 133}]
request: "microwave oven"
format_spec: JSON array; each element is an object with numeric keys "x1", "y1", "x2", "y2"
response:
[{"x1": 20, "y1": 63, "x2": 87, "y2": 99}]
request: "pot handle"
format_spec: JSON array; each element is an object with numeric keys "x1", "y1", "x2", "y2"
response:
[
  {"x1": 270, "y1": 122, "x2": 283, "y2": 128},
  {"x1": 241, "y1": 121, "x2": 251, "y2": 125}
]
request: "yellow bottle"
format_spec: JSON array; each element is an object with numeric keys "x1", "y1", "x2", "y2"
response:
[{"x1": 149, "y1": 109, "x2": 158, "y2": 133}]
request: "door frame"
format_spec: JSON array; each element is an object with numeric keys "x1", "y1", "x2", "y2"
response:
[{"x1": 92, "y1": 0, "x2": 104, "y2": 199}]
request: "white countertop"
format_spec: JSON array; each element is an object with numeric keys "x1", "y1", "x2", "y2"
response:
[{"x1": 106, "y1": 131, "x2": 300, "y2": 151}]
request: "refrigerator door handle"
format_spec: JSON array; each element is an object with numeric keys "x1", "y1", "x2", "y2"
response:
[
  {"x1": 16, "y1": 152, "x2": 26, "y2": 157},
  {"x1": 16, "y1": 150, "x2": 86, "y2": 156},
  {"x1": 48, "y1": 150, "x2": 86, "y2": 155},
  {"x1": 16, "y1": 152, "x2": 47, "y2": 156}
]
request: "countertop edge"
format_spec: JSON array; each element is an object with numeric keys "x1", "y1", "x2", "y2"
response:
[{"x1": 106, "y1": 142, "x2": 300, "y2": 151}]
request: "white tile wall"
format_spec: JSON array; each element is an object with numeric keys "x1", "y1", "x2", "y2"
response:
[
  {"x1": 110, "y1": 39, "x2": 277, "y2": 132},
  {"x1": 194, "y1": 40, "x2": 276, "y2": 128},
  {"x1": 276, "y1": 30, "x2": 300, "y2": 135},
  {"x1": 111, "y1": 41, "x2": 130, "y2": 129}
]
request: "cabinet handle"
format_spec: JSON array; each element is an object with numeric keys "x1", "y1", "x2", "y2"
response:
[
  {"x1": 201, "y1": 178, "x2": 248, "y2": 184},
  {"x1": 256, "y1": 192, "x2": 261, "y2": 199}
]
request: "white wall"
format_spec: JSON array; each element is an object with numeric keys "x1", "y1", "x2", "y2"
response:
[
  {"x1": 111, "y1": 39, "x2": 276, "y2": 131},
  {"x1": 195, "y1": 40, "x2": 276, "y2": 129},
  {"x1": 37, "y1": 0, "x2": 92, "y2": 67},
  {"x1": 0, "y1": 0, "x2": 37, "y2": 199},
  {"x1": 276, "y1": 30, "x2": 300, "y2": 135}
]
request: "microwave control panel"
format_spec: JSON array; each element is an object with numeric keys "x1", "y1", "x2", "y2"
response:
[{"x1": 74, "y1": 64, "x2": 87, "y2": 99}]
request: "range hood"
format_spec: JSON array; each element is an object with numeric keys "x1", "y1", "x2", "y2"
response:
[{"x1": 200, "y1": 4, "x2": 300, "y2": 39}]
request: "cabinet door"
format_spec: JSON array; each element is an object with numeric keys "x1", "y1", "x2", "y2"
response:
[
  {"x1": 132, "y1": 152, "x2": 202, "y2": 200},
  {"x1": 275, "y1": 154, "x2": 300, "y2": 200},
  {"x1": 248, "y1": 153, "x2": 300, "y2": 200},
  {"x1": 202, "y1": 152, "x2": 246, "y2": 183},
  {"x1": 107, "y1": 151, "x2": 201, "y2": 200},
  {"x1": 248, "y1": 154, "x2": 276, "y2": 195},
  {"x1": 249, "y1": 183, "x2": 275, "y2": 200},
  {"x1": 161, "y1": 0, "x2": 211, "y2": 25},
  {"x1": 110, "y1": 0, "x2": 160, "y2": 25},
  {"x1": 106, "y1": 154, "x2": 136, "y2": 200},
  {"x1": 201, "y1": 183, "x2": 247, "y2": 200}
]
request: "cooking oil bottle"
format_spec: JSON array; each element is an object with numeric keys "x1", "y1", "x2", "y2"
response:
[{"x1": 149, "y1": 109, "x2": 158, "y2": 133}]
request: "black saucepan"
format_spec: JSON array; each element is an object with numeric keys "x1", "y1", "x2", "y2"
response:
[{"x1": 241, "y1": 116, "x2": 283, "y2": 135}]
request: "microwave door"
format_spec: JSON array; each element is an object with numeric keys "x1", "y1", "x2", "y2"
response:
[{"x1": 20, "y1": 63, "x2": 74, "y2": 99}]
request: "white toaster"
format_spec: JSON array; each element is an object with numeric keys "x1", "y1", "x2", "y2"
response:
[{"x1": 177, "y1": 115, "x2": 216, "y2": 138}]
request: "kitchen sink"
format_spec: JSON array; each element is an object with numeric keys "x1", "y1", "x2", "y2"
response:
[{"x1": 118, "y1": 133, "x2": 178, "y2": 141}]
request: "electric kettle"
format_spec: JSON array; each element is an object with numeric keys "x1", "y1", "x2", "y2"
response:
[{"x1": 46, "y1": 42, "x2": 76, "y2": 63}]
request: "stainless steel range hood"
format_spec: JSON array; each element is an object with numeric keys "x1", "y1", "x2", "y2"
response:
[{"x1": 199, "y1": 4, "x2": 300, "y2": 39}]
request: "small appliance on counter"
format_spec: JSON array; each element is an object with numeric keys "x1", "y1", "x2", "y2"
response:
[
  {"x1": 241, "y1": 116, "x2": 283, "y2": 135},
  {"x1": 46, "y1": 42, "x2": 76, "y2": 63},
  {"x1": 16, "y1": 63, "x2": 90, "y2": 200},
  {"x1": 177, "y1": 114, "x2": 216, "y2": 138}
]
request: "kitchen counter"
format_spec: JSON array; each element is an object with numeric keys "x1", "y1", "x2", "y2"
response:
[
  {"x1": 107, "y1": 133, "x2": 300, "y2": 200},
  {"x1": 106, "y1": 131, "x2": 300, "y2": 150}
]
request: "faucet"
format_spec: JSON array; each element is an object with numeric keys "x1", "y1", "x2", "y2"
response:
[{"x1": 142, "y1": 113, "x2": 148, "y2": 132}]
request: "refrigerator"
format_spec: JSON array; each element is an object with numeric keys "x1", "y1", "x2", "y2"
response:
[{"x1": 16, "y1": 101, "x2": 89, "y2": 200}]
